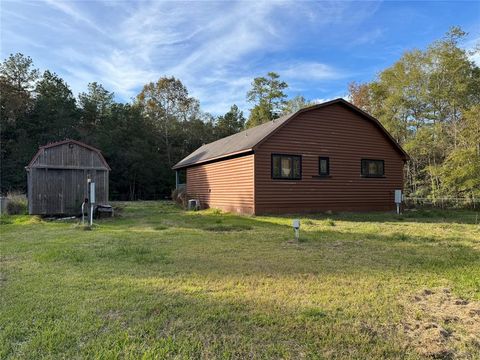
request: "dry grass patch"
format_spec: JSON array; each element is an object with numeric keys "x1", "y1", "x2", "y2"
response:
[{"x1": 402, "y1": 288, "x2": 480, "y2": 358}]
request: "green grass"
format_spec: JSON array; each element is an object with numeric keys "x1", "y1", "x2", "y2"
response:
[{"x1": 1, "y1": 202, "x2": 479, "y2": 359}]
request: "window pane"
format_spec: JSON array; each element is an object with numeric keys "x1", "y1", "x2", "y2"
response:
[
  {"x1": 378, "y1": 161, "x2": 384, "y2": 175},
  {"x1": 273, "y1": 156, "x2": 281, "y2": 178},
  {"x1": 281, "y1": 157, "x2": 292, "y2": 177},
  {"x1": 320, "y1": 160, "x2": 326, "y2": 174},
  {"x1": 362, "y1": 159, "x2": 384, "y2": 176},
  {"x1": 362, "y1": 160, "x2": 367, "y2": 175},
  {"x1": 293, "y1": 157, "x2": 301, "y2": 178},
  {"x1": 319, "y1": 158, "x2": 329, "y2": 175},
  {"x1": 272, "y1": 154, "x2": 301, "y2": 179}
]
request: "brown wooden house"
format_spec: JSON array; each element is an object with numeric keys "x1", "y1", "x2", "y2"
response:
[
  {"x1": 26, "y1": 140, "x2": 110, "y2": 215},
  {"x1": 173, "y1": 98, "x2": 408, "y2": 215}
]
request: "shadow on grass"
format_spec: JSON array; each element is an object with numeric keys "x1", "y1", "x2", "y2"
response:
[
  {"x1": 42, "y1": 220, "x2": 480, "y2": 279},
  {"x1": 296, "y1": 209, "x2": 480, "y2": 225},
  {"x1": 1, "y1": 269, "x2": 412, "y2": 359}
]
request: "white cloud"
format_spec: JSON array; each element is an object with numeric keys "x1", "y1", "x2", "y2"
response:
[
  {"x1": 3, "y1": 0, "x2": 381, "y2": 115},
  {"x1": 280, "y1": 62, "x2": 344, "y2": 81},
  {"x1": 464, "y1": 36, "x2": 480, "y2": 66},
  {"x1": 43, "y1": 0, "x2": 109, "y2": 36}
]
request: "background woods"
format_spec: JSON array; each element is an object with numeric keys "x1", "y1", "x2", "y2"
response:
[
  {"x1": 348, "y1": 28, "x2": 480, "y2": 202},
  {"x1": 1, "y1": 28, "x2": 479, "y2": 202}
]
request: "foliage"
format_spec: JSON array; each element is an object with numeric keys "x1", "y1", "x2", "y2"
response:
[
  {"x1": 1, "y1": 202, "x2": 479, "y2": 358},
  {"x1": 78, "y1": 82, "x2": 114, "y2": 138},
  {"x1": 171, "y1": 187, "x2": 188, "y2": 208},
  {"x1": 282, "y1": 95, "x2": 311, "y2": 114},
  {"x1": 246, "y1": 72, "x2": 288, "y2": 127},
  {"x1": 0, "y1": 62, "x2": 227, "y2": 199},
  {"x1": 349, "y1": 27, "x2": 480, "y2": 200},
  {"x1": 0, "y1": 55, "x2": 296, "y2": 199},
  {"x1": 136, "y1": 77, "x2": 201, "y2": 167},
  {"x1": 94, "y1": 103, "x2": 165, "y2": 200},
  {"x1": 215, "y1": 104, "x2": 245, "y2": 138},
  {"x1": 4, "y1": 191, "x2": 27, "y2": 215},
  {"x1": 0, "y1": 54, "x2": 39, "y2": 192}
]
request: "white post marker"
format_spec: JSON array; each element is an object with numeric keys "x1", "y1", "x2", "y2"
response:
[
  {"x1": 394, "y1": 189, "x2": 402, "y2": 215},
  {"x1": 292, "y1": 219, "x2": 300, "y2": 242},
  {"x1": 89, "y1": 182, "x2": 96, "y2": 226},
  {"x1": 81, "y1": 201, "x2": 85, "y2": 225}
]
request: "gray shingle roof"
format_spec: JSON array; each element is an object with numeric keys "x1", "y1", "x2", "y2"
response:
[
  {"x1": 172, "y1": 98, "x2": 409, "y2": 169},
  {"x1": 172, "y1": 114, "x2": 290, "y2": 169}
]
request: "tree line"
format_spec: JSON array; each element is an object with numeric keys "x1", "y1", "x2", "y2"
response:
[
  {"x1": 1, "y1": 27, "x2": 479, "y2": 201},
  {"x1": 348, "y1": 27, "x2": 479, "y2": 201},
  {"x1": 0, "y1": 55, "x2": 295, "y2": 199}
]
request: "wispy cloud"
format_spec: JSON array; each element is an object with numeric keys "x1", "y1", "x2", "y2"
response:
[
  {"x1": 464, "y1": 36, "x2": 480, "y2": 66},
  {"x1": 43, "y1": 0, "x2": 109, "y2": 36},
  {"x1": 280, "y1": 62, "x2": 345, "y2": 81},
  {"x1": 3, "y1": 0, "x2": 477, "y2": 115},
  {"x1": 1, "y1": 0, "x2": 377, "y2": 114}
]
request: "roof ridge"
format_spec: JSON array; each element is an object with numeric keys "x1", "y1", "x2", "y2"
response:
[
  {"x1": 173, "y1": 98, "x2": 408, "y2": 169},
  {"x1": 26, "y1": 139, "x2": 111, "y2": 170}
]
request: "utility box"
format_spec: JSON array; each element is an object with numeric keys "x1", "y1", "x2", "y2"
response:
[
  {"x1": 394, "y1": 190, "x2": 402, "y2": 204},
  {"x1": 394, "y1": 190, "x2": 402, "y2": 214},
  {"x1": 90, "y1": 182, "x2": 96, "y2": 204}
]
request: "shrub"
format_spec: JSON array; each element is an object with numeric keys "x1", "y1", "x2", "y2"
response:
[
  {"x1": 171, "y1": 188, "x2": 188, "y2": 209},
  {"x1": 5, "y1": 192, "x2": 27, "y2": 215}
]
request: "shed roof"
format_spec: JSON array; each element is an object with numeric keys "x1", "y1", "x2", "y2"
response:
[
  {"x1": 173, "y1": 98, "x2": 408, "y2": 169},
  {"x1": 26, "y1": 139, "x2": 111, "y2": 170}
]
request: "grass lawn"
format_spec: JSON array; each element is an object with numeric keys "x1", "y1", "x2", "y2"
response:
[{"x1": 1, "y1": 202, "x2": 479, "y2": 359}]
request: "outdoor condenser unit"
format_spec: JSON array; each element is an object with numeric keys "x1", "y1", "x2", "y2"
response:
[{"x1": 188, "y1": 199, "x2": 200, "y2": 211}]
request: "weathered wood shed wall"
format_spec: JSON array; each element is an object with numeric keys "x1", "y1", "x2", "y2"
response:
[{"x1": 26, "y1": 140, "x2": 110, "y2": 215}]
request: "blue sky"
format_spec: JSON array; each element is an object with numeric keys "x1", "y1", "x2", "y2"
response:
[{"x1": 2, "y1": 0, "x2": 479, "y2": 115}]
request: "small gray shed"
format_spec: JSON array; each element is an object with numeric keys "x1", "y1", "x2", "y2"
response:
[{"x1": 26, "y1": 139, "x2": 110, "y2": 215}]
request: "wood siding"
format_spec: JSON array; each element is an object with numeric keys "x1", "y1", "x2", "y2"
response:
[
  {"x1": 30, "y1": 143, "x2": 107, "y2": 169},
  {"x1": 186, "y1": 155, "x2": 254, "y2": 214},
  {"x1": 27, "y1": 142, "x2": 109, "y2": 215},
  {"x1": 254, "y1": 103, "x2": 404, "y2": 214}
]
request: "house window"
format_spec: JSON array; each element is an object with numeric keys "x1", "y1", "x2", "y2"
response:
[
  {"x1": 272, "y1": 154, "x2": 301, "y2": 180},
  {"x1": 361, "y1": 159, "x2": 384, "y2": 177},
  {"x1": 319, "y1": 157, "x2": 330, "y2": 176}
]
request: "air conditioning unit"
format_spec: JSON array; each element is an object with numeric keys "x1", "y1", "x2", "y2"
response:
[{"x1": 188, "y1": 199, "x2": 200, "y2": 211}]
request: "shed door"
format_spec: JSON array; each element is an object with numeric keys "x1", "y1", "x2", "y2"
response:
[{"x1": 44, "y1": 169, "x2": 65, "y2": 215}]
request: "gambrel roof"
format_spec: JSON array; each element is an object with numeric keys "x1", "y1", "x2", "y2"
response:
[{"x1": 26, "y1": 139, "x2": 111, "y2": 170}]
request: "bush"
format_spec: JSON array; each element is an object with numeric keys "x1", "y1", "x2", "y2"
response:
[
  {"x1": 171, "y1": 188, "x2": 188, "y2": 209},
  {"x1": 5, "y1": 192, "x2": 27, "y2": 215}
]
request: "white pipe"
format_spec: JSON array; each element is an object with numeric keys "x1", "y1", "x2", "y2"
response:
[
  {"x1": 81, "y1": 202, "x2": 85, "y2": 225},
  {"x1": 90, "y1": 204, "x2": 93, "y2": 226}
]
